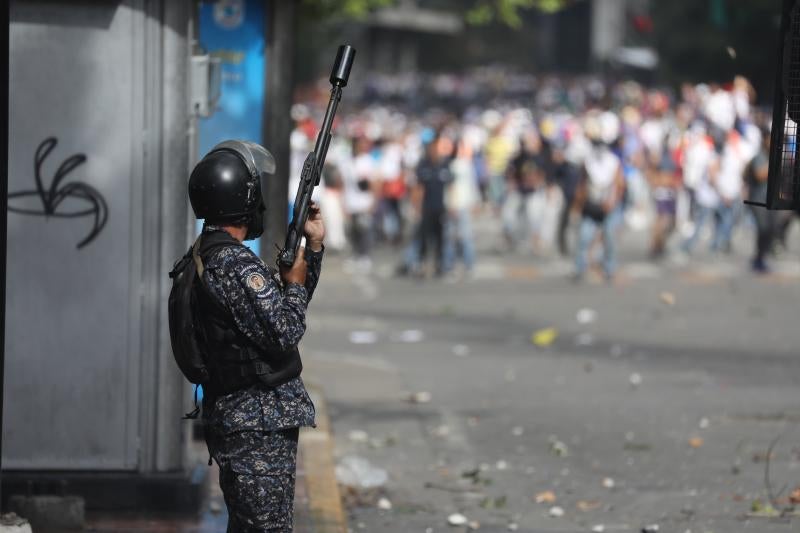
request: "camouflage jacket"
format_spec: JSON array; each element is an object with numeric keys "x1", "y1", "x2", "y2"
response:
[{"x1": 200, "y1": 226, "x2": 320, "y2": 432}]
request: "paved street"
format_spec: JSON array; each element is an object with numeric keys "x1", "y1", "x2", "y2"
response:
[{"x1": 301, "y1": 214, "x2": 800, "y2": 533}]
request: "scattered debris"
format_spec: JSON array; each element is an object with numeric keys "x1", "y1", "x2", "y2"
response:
[
  {"x1": 534, "y1": 490, "x2": 556, "y2": 504},
  {"x1": 548, "y1": 435, "x2": 569, "y2": 457},
  {"x1": 348, "y1": 429, "x2": 369, "y2": 443},
  {"x1": 496, "y1": 460, "x2": 509, "y2": 471},
  {"x1": 577, "y1": 500, "x2": 601, "y2": 512},
  {"x1": 397, "y1": 329, "x2": 424, "y2": 343},
  {"x1": 335, "y1": 455, "x2": 388, "y2": 489},
  {"x1": 698, "y1": 417, "x2": 710, "y2": 429},
  {"x1": 726, "y1": 45, "x2": 737, "y2": 59},
  {"x1": 591, "y1": 525, "x2": 606, "y2": 533},
  {"x1": 532, "y1": 327, "x2": 558, "y2": 347},
  {"x1": 750, "y1": 499, "x2": 780, "y2": 517},
  {"x1": 462, "y1": 467, "x2": 493, "y2": 486},
  {"x1": 340, "y1": 485, "x2": 384, "y2": 508},
  {"x1": 433, "y1": 425, "x2": 451, "y2": 437},
  {"x1": 688, "y1": 437, "x2": 704, "y2": 449},
  {"x1": 349, "y1": 330, "x2": 378, "y2": 344},
  {"x1": 752, "y1": 450, "x2": 775, "y2": 463},
  {"x1": 575, "y1": 332, "x2": 595, "y2": 347},
  {"x1": 507, "y1": 523, "x2": 519, "y2": 531},
  {"x1": 439, "y1": 305, "x2": 456, "y2": 316},
  {"x1": 479, "y1": 495, "x2": 507, "y2": 509},
  {"x1": 731, "y1": 456, "x2": 742, "y2": 475},
  {"x1": 452, "y1": 344, "x2": 470, "y2": 357},
  {"x1": 377, "y1": 497, "x2": 392, "y2": 511},
  {"x1": 629, "y1": 373, "x2": 643, "y2": 388},
  {"x1": 624, "y1": 442, "x2": 653, "y2": 452},
  {"x1": 576, "y1": 308, "x2": 598, "y2": 325},
  {"x1": 511, "y1": 426, "x2": 525, "y2": 437},
  {"x1": 659, "y1": 291, "x2": 676, "y2": 306},
  {"x1": 549, "y1": 506, "x2": 565, "y2": 517},
  {"x1": 448, "y1": 513, "x2": 469, "y2": 526},
  {"x1": 408, "y1": 391, "x2": 432, "y2": 404},
  {"x1": 602, "y1": 477, "x2": 616, "y2": 489},
  {"x1": 468, "y1": 520, "x2": 481, "y2": 530},
  {"x1": 369, "y1": 437, "x2": 389, "y2": 449},
  {"x1": 641, "y1": 524, "x2": 660, "y2": 533}
]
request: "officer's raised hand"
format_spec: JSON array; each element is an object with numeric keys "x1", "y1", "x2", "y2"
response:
[
  {"x1": 304, "y1": 201, "x2": 325, "y2": 252},
  {"x1": 280, "y1": 245, "x2": 307, "y2": 285}
]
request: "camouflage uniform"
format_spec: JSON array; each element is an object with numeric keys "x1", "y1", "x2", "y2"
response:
[{"x1": 200, "y1": 226, "x2": 321, "y2": 532}]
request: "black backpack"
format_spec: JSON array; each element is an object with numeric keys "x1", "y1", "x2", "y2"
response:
[
  {"x1": 168, "y1": 236, "x2": 216, "y2": 385},
  {"x1": 168, "y1": 232, "x2": 303, "y2": 404}
]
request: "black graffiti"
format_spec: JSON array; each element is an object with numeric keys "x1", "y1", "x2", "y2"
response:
[{"x1": 9, "y1": 137, "x2": 109, "y2": 249}]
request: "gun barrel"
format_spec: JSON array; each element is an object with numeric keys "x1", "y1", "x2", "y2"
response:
[
  {"x1": 330, "y1": 45, "x2": 356, "y2": 87},
  {"x1": 281, "y1": 44, "x2": 355, "y2": 268}
]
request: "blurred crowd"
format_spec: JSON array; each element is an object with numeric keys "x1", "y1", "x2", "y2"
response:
[{"x1": 289, "y1": 73, "x2": 796, "y2": 280}]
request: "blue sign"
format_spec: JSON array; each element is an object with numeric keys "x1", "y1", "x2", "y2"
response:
[{"x1": 198, "y1": 0, "x2": 266, "y2": 255}]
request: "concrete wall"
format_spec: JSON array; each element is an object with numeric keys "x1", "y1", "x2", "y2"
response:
[{"x1": 5, "y1": 0, "x2": 192, "y2": 472}]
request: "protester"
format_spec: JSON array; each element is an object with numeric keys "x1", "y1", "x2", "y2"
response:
[
  {"x1": 551, "y1": 140, "x2": 582, "y2": 256},
  {"x1": 503, "y1": 130, "x2": 547, "y2": 252},
  {"x1": 413, "y1": 135, "x2": 455, "y2": 276},
  {"x1": 745, "y1": 131, "x2": 775, "y2": 272},
  {"x1": 344, "y1": 136, "x2": 378, "y2": 271},
  {"x1": 572, "y1": 118, "x2": 626, "y2": 282},
  {"x1": 647, "y1": 144, "x2": 680, "y2": 259},
  {"x1": 292, "y1": 71, "x2": 771, "y2": 281},
  {"x1": 445, "y1": 137, "x2": 480, "y2": 275}
]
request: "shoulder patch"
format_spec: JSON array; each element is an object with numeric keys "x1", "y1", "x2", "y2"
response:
[{"x1": 246, "y1": 272, "x2": 268, "y2": 292}]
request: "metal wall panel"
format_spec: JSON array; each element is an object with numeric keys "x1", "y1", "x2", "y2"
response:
[{"x1": 5, "y1": 1, "x2": 142, "y2": 470}]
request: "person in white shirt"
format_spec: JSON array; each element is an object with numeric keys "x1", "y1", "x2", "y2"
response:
[
  {"x1": 710, "y1": 126, "x2": 758, "y2": 252},
  {"x1": 682, "y1": 129, "x2": 723, "y2": 254},
  {"x1": 444, "y1": 138, "x2": 480, "y2": 274},
  {"x1": 344, "y1": 136, "x2": 377, "y2": 269},
  {"x1": 572, "y1": 124, "x2": 626, "y2": 282}
]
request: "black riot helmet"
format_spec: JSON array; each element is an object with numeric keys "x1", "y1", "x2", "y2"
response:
[{"x1": 188, "y1": 140, "x2": 276, "y2": 240}]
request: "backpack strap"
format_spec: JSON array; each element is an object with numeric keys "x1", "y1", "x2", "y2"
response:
[{"x1": 192, "y1": 235, "x2": 205, "y2": 278}]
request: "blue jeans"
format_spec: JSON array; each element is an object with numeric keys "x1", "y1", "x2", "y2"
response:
[
  {"x1": 713, "y1": 202, "x2": 736, "y2": 251},
  {"x1": 575, "y1": 208, "x2": 622, "y2": 277},
  {"x1": 403, "y1": 228, "x2": 421, "y2": 268},
  {"x1": 683, "y1": 203, "x2": 734, "y2": 253},
  {"x1": 682, "y1": 204, "x2": 714, "y2": 253},
  {"x1": 444, "y1": 209, "x2": 476, "y2": 272}
]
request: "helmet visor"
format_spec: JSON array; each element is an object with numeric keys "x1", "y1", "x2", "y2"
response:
[{"x1": 212, "y1": 140, "x2": 276, "y2": 177}]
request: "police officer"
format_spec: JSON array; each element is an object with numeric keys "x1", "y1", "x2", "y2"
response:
[{"x1": 187, "y1": 140, "x2": 324, "y2": 532}]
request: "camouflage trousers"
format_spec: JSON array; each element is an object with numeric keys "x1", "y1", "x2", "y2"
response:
[{"x1": 206, "y1": 427, "x2": 300, "y2": 532}]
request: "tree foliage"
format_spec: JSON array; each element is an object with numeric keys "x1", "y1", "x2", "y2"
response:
[
  {"x1": 299, "y1": 0, "x2": 395, "y2": 21},
  {"x1": 466, "y1": 0, "x2": 572, "y2": 28},
  {"x1": 300, "y1": 0, "x2": 572, "y2": 27}
]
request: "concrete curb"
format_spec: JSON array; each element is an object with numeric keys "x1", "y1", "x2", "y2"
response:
[{"x1": 300, "y1": 384, "x2": 347, "y2": 533}]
